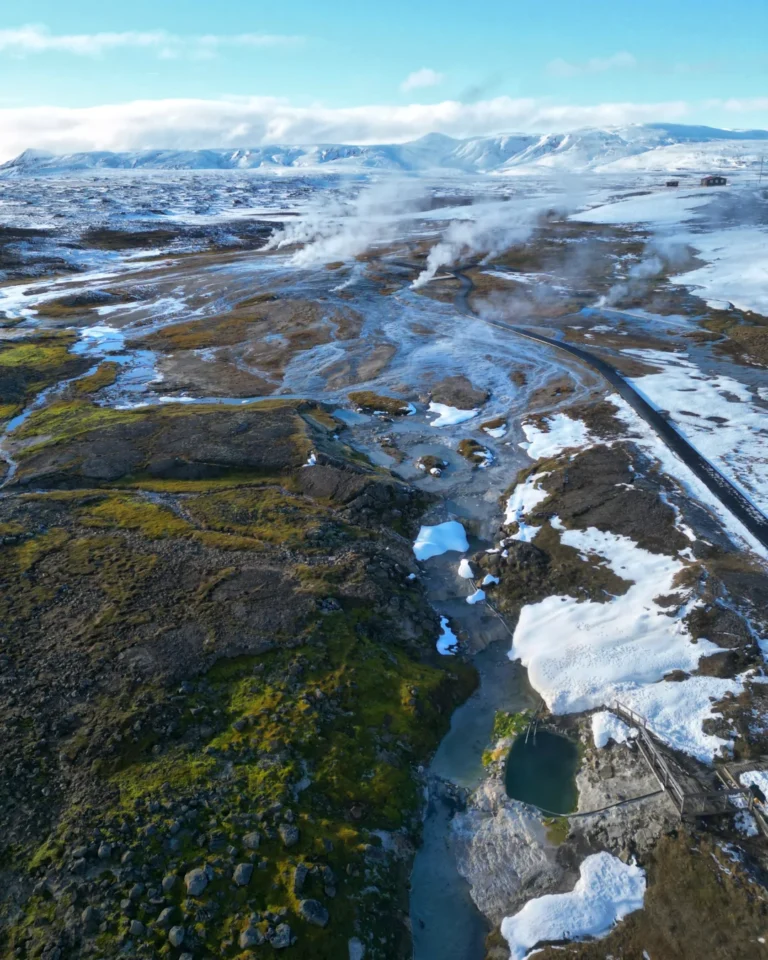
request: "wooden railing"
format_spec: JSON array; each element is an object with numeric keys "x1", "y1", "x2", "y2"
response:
[{"x1": 610, "y1": 700, "x2": 763, "y2": 826}]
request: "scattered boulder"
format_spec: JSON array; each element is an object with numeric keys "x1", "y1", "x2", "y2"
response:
[
  {"x1": 240, "y1": 925, "x2": 265, "y2": 949},
  {"x1": 271, "y1": 923, "x2": 293, "y2": 949},
  {"x1": 279, "y1": 823, "x2": 299, "y2": 848},
  {"x1": 233, "y1": 862, "x2": 254, "y2": 887},
  {"x1": 243, "y1": 831, "x2": 261, "y2": 850},
  {"x1": 184, "y1": 867, "x2": 208, "y2": 896},
  {"x1": 299, "y1": 899, "x2": 329, "y2": 928},
  {"x1": 169, "y1": 926, "x2": 186, "y2": 947}
]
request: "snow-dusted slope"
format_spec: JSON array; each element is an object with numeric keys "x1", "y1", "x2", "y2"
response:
[{"x1": 2, "y1": 124, "x2": 767, "y2": 176}]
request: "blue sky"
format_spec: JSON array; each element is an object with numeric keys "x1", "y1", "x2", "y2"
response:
[{"x1": 0, "y1": 0, "x2": 766, "y2": 157}]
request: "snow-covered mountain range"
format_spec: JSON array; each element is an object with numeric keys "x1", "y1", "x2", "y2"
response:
[{"x1": 2, "y1": 124, "x2": 767, "y2": 176}]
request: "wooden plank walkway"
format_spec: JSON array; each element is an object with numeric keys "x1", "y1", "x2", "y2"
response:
[{"x1": 610, "y1": 700, "x2": 759, "y2": 825}]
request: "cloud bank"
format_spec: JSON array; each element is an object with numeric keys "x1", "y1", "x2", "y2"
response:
[
  {"x1": 401, "y1": 68, "x2": 445, "y2": 92},
  {"x1": 0, "y1": 24, "x2": 303, "y2": 59},
  {"x1": 0, "y1": 94, "x2": 697, "y2": 162},
  {"x1": 0, "y1": 93, "x2": 764, "y2": 163}
]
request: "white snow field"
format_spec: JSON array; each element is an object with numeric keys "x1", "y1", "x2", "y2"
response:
[
  {"x1": 673, "y1": 227, "x2": 768, "y2": 317},
  {"x1": 500, "y1": 852, "x2": 646, "y2": 960},
  {"x1": 510, "y1": 525, "x2": 721, "y2": 716},
  {"x1": 627, "y1": 350, "x2": 768, "y2": 512},
  {"x1": 412, "y1": 521, "x2": 469, "y2": 561}
]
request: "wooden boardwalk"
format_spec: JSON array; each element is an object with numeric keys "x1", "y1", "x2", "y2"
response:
[{"x1": 610, "y1": 700, "x2": 766, "y2": 829}]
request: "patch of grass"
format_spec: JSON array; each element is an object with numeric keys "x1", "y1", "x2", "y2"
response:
[
  {"x1": 457, "y1": 438, "x2": 491, "y2": 466},
  {"x1": 543, "y1": 816, "x2": 569, "y2": 846},
  {"x1": 78, "y1": 494, "x2": 193, "y2": 539},
  {"x1": 492, "y1": 710, "x2": 530, "y2": 741},
  {"x1": 348, "y1": 391, "x2": 413, "y2": 416}
]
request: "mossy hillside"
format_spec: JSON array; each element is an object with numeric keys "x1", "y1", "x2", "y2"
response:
[
  {"x1": 4, "y1": 565, "x2": 475, "y2": 959},
  {"x1": 0, "y1": 416, "x2": 473, "y2": 958},
  {"x1": 7, "y1": 397, "x2": 343, "y2": 488}
]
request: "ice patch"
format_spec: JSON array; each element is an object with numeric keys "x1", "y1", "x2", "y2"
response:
[
  {"x1": 436, "y1": 616, "x2": 459, "y2": 656},
  {"x1": 466, "y1": 588, "x2": 486, "y2": 605},
  {"x1": 591, "y1": 711, "x2": 637, "y2": 748},
  {"x1": 520, "y1": 414, "x2": 592, "y2": 460},
  {"x1": 500, "y1": 852, "x2": 646, "y2": 960},
  {"x1": 428, "y1": 402, "x2": 479, "y2": 427},
  {"x1": 413, "y1": 521, "x2": 469, "y2": 561}
]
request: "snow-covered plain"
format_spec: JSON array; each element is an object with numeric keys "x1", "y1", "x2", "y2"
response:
[
  {"x1": 500, "y1": 852, "x2": 646, "y2": 960},
  {"x1": 627, "y1": 350, "x2": 768, "y2": 512}
]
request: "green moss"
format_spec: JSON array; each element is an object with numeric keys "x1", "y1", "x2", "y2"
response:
[
  {"x1": 543, "y1": 816, "x2": 569, "y2": 845},
  {"x1": 72, "y1": 361, "x2": 120, "y2": 396},
  {"x1": 185, "y1": 486, "x2": 328, "y2": 547},
  {"x1": 78, "y1": 494, "x2": 193, "y2": 539},
  {"x1": 492, "y1": 710, "x2": 531, "y2": 741}
]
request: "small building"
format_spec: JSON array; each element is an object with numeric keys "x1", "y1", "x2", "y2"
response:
[
  {"x1": 666, "y1": 179, "x2": 680, "y2": 187},
  {"x1": 701, "y1": 174, "x2": 727, "y2": 187}
]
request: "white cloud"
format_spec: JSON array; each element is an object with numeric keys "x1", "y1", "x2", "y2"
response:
[
  {"x1": 0, "y1": 24, "x2": 303, "y2": 59},
  {"x1": 548, "y1": 51, "x2": 637, "y2": 78},
  {"x1": 400, "y1": 68, "x2": 445, "y2": 92},
  {"x1": 0, "y1": 95, "x2": 695, "y2": 162}
]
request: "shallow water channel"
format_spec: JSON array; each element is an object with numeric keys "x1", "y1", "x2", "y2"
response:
[{"x1": 409, "y1": 643, "x2": 537, "y2": 960}]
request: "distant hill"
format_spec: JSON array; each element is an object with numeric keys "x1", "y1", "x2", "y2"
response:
[{"x1": 3, "y1": 124, "x2": 767, "y2": 176}]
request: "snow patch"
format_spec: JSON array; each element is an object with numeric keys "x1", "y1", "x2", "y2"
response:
[
  {"x1": 428, "y1": 402, "x2": 479, "y2": 427},
  {"x1": 504, "y1": 471, "x2": 550, "y2": 541},
  {"x1": 458, "y1": 558, "x2": 475, "y2": 579},
  {"x1": 413, "y1": 521, "x2": 469, "y2": 561},
  {"x1": 591, "y1": 711, "x2": 637, "y2": 748},
  {"x1": 436, "y1": 616, "x2": 459, "y2": 656},
  {"x1": 466, "y1": 588, "x2": 486, "y2": 605},
  {"x1": 500, "y1": 852, "x2": 646, "y2": 960},
  {"x1": 520, "y1": 414, "x2": 592, "y2": 460}
]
